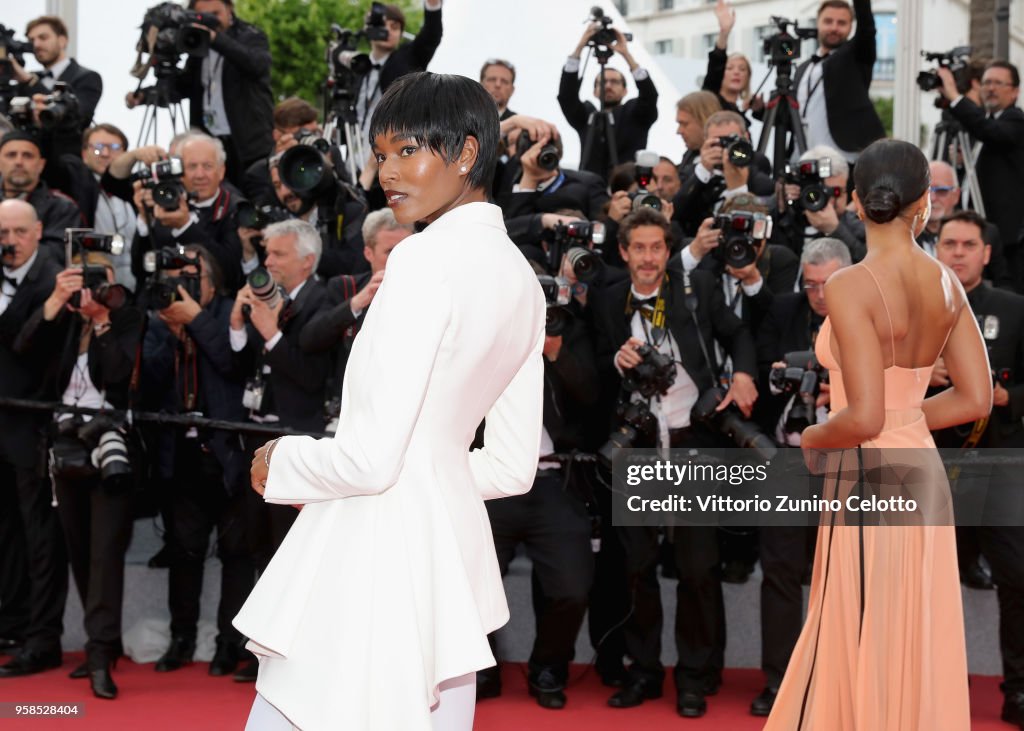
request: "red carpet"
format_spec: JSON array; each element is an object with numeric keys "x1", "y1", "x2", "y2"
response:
[{"x1": 0, "y1": 653, "x2": 1010, "y2": 729}]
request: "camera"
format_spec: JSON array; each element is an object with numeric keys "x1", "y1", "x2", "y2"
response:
[
  {"x1": 131, "y1": 157, "x2": 187, "y2": 210},
  {"x1": 917, "y1": 47, "x2": 972, "y2": 93},
  {"x1": 622, "y1": 343, "x2": 677, "y2": 400},
  {"x1": 548, "y1": 220, "x2": 605, "y2": 283},
  {"x1": 6, "y1": 96, "x2": 35, "y2": 131},
  {"x1": 716, "y1": 134, "x2": 754, "y2": 169},
  {"x1": 516, "y1": 129, "x2": 559, "y2": 171},
  {"x1": 713, "y1": 211, "x2": 772, "y2": 269},
  {"x1": 784, "y1": 159, "x2": 838, "y2": 213},
  {"x1": 236, "y1": 202, "x2": 291, "y2": 231},
  {"x1": 52, "y1": 414, "x2": 133, "y2": 490},
  {"x1": 363, "y1": 2, "x2": 390, "y2": 41},
  {"x1": 691, "y1": 387, "x2": 777, "y2": 460},
  {"x1": 64, "y1": 230, "x2": 129, "y2": 311},
  {"x1": 769, "y1": 350, "x2": 827, "y2": 434},
  {"x1": 587, "y1": 6, "x2": 633, "y2": 58},
  {"x1": 247, "y1": 267, "x2": 283, "y2": 311},
  {"x1": 630, "y1": 150, "x2": 663, "y2": 212},
  {"x1": 278, "y1": 135, "x2": 336, "y2": 198},
  {"x1": 142, "y1": 245, "x2": 202, "y2": 309},
  {"x1": 537, "y1": 274, "x2": 571, "y2": 336},
  {"x1": 143, "y1": 2, "x2": 218, "y2": 60},
  {"x1": 598, "y1": 400, "x2": 658, "y2": 467},
  {"x1": 0, "y1": 24, "x2": 33, "y2": 66},
  {"x1": 37, "y1": 82, "x2": 80, "y2": 129},
  {"x1": 762, "y1": 16, "x2": 817, "y2": 69}
]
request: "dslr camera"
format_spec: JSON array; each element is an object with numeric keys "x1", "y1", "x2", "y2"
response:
[
  {"x1": 142, "y1": 1, "x2": 219, "y2": 60},
  {"x1": 691, "y1": 387, "x2": 777, "y2": 460},
  {"x1": 142, "y1": 245, "x2": 202, "y2": 309},
  {"x1": 516, "y1": 129, "x2": 560, "y2": 172},
  {"x1": 64, "y1": 229, "x2": 129, "y2": 311},
  {"x1": 762, "y1": 16, "x2": 817, "y2": 69},
  {"x1": 917, "y1": 47, "x2": 972, "y2": 94},
  {"x1": 38, "y1": 82, "x2": 80, "y2": 129},
  {"x1": 598, "y1": 343, "x2": 676, "y2": 463},
  {"x1": 548, "y1": 220, "x2": 606, "y2": 283},
  {"x1": 630, "y1": 150, "x2": 663, "y2": 212},
  {"x1": 713, "y1": 210, "x2": 772, "y2": 269},
  {"x1": 278, "y1": 131, "x2": 336, "y2": 198},
  {"x1": 236, "y1": 202, "x2": 290, "y2": 231},
  {"x1": 784, "y1": 159, "x2": 839, "y2": 213},
  {"x1": 131, "y1": 157, "x2": 188, "y2": 210},
  {"x1": 769, "y1": 350, "x2": 828, "y2": 434},
  {"x1": 537, "y1": 274, "x2": 572, "y2": 336},
  {"x1": 586, "y1": 6, "x2": 633, "y2": 60},
  {"x1": 715, "y1": 134, "x2": 754, "y2": 169},
  {"x1": 598, "y1": 399, "x2": 658, "y2": 467},
  {"x1": 51, "y1": 414, "x2": 133, "y2": 491}
]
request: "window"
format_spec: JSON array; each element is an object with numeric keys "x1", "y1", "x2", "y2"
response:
[
  {"x1": 873, "y1": 13, "x2": 897, "y2": 81},
  {"x1": 701, "y1": 32, "x2": 718, "y2": 55},
  {"x1": 654, "y1": 39, "x2": 675, "y2": 55},
  {"x1": 658, "y1": 0, "x2": 675, "y2": 10},
  {"x1": 613, "y1": 0, "x2": 629, "y2": 15}
]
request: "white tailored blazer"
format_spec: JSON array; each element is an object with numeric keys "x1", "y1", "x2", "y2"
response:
[{"x1": 233, "y1": 201, "x2": 546, "y2": 731}]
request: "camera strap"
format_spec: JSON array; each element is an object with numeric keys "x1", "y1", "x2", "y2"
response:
[
  {"x1": 683, "y1": 268, "x2": 723, "y2": 384},
  {"x1": 541, "y1": 172, "x2": 567, "y2": 196},
  {"x1": 624, "y1": 274, "x2": 668, "y2": 332},
  {"x1": 174, "y1": 334, "x2": 199, "y2": 412}
]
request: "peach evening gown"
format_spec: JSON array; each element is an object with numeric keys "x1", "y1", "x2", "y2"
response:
[{"x1": 763, "y1": 269, "x2": 971, "y2": 731}]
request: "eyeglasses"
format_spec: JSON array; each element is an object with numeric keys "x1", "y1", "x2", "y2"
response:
[
  {"x1": 90, "y1": 142, "x2": 124, "y2": 155},
  {"x1": 803, "y1": 282, "x2": 826, "y2": 292},
  {"x1": 981, "y1": 79, "x2": 1015, "y2": 88},
  {"x1": 929, "y1": 185, "x2": 957, "y2": 195}
]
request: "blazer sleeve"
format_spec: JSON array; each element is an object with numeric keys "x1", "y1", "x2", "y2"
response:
[
  {"x1": 558, "y1": 68, "x2": 590, "y2": 135},
  {"x1": 407, "y1": 5, "x2": 443, "y2": 69},
  {"x1": 949, "y1": 99, "x2": 1024, "y2": 150},
  {"x1": 851, "y1": 0, "x2": 877, "y2": 70},
  {"x1": 262, "y1": 242, "x2": 451, "y2": 502},
  {"x1": 630, "y1": 74, "x2": 659, "y2": 128},
  {"x1": 468, "y1": 328, "x2": 545, "y2": 500},
  {"x1": 212, "y1": 25, "x2": 271, "y2": 80},
  {"x1": 74, "y1": 67, "x2": 103, "y2": 126},
  {"x1": 703, "y1": 47, "x2": 727, "y2": 96}
]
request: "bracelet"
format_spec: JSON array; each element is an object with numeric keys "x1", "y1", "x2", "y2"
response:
[{"x1": 265, "y1": 437, "x2": 282, "y2": 468}]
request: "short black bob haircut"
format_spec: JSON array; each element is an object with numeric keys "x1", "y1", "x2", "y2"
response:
[{"x1": 369, "y1": 72, "x2": 500, "y2": 191}]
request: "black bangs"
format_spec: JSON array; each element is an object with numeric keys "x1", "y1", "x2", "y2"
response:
[{"x1": 369, "y1": 72, "x2": 500, "y2": 190}]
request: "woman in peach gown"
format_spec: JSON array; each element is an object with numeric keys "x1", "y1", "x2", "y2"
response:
[{"x1": 764, "y1": 139, "x2": 993, "y2": 731}]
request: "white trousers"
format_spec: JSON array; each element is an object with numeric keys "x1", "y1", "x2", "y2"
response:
[{"x1": 244, "y1": 672, "x2": 477, "y2": 731}]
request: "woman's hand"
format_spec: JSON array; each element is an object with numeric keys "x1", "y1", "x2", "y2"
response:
[{"x1": 251, "y1": 438, "x2": 281, "y2": 496}]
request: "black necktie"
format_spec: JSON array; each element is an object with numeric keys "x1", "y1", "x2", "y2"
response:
[{"x1": 3, "y1": 275, "x2": 18, "y2": 291}]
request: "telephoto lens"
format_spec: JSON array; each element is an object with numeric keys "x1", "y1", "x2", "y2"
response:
[{"x1": 248, "y1": 267, "x2": 283, "y2": 309}]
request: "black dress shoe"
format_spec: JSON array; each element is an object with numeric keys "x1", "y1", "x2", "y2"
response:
[
  {"x1": 69, "y1": 661, "x2": 89, "y2": 679},
  {"x1": 0, "y1": 638, "x2": 22, "y2": 655},
  {"x1": 1002, "y1": 691, "x2": 1024, "y2": 729},
  {"x1": 0, "y1": 650, "x2": 62, "y2": 677},
  {"x1": 703, "y1": 674, "x2": 722, "y2": 696},
  {"x1": 233, "y1": 657, "x2": 259, "y2": 683},
  {"x1": 209, "y1": 641, "x2": 240, "y2": 677},
  {"x1": 961, "y1": 560, "x2": 995, "y2": 590},
  {"x1": 596, "y1": 659, "x2": 628, "y2": 688},
  {"x1": 750, "y1": 686, "x2": 778, "y2": 716},
  {"x1": 608, "y1": 678, "x2": 663, "y2": 708},
  {"x1": 528, "y1": 669, "x2": 566, "y2": 710},
  {"x1": 476, "y1": 666, "x2": 502, "y2": 700},
  {"x1": 90, "y1": 666, "x2": 118, "y2": 700},
  {"x1": 677, "y1": 691, "x2": 707, "y2": 718},
  {"x1": 154, "y1": 636, "x2": 195, "y2": 672}
]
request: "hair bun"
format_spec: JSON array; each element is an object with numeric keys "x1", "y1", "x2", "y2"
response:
[{"x1": 862, "y1": 187, "x2": 902, "y2": 224}]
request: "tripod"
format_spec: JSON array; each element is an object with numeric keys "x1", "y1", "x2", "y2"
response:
[
  {"x1": 323, "y1": 82, "x2": 365, "y2": 186},
  {"x1": 931, "y1": 112, "x2": 985, "y2": 217},
  {"x1": 133, "y1": 62, "x2": 188, "y2": 149},
  {"x1": 755, "y1": 60, "x2": 807, "y2": 178},
  {"x1": 579, "y1": 49, "x2": 618, "y2": 177}
]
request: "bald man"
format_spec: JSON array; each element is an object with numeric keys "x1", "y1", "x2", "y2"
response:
[{"x1": 0, "y1": 199, "x2": 67, "y2": 677}]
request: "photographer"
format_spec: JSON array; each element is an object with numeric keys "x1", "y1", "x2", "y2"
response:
[
  {"x1": 105, "y1": 133, "x2": 244, "y2": 291},
  {"x1": 481, "y1": 58, "x2": 517, "y2": 120},
  {"x1": 672, "y1": 111, "x2": 772, "y2": 238},
  {"x1": 300, "y1": 209, "x2": 412, "y2": 422},
  {"x1": 675, "y1": 92, "x2": 722, "y2": 182},
  {"x1": 16, "y1": 252, "x2": 142, "y2": 699},
  {"x1": 140, "y1": 243, "x2": 254, "y2": 678},
  {"x1": 0, "y1": 200, "x2": 66, "y2": 679},
  {"x1": 604, "y1": 159, "x2": 680, "y2": 267},
  {"x1": 10, "y1": 16, "x2": 103, "y2": 163},
  {"x1": 42, "y1": 124, "x2": 137, "y2": 289},
  {"x1": 938, "y1": 60, "x2": 1024, "y2": 280},
  {"x1": 128, "y1": 0, "x2": 274, "y2": 186},
  {"x1": 558, "y1": 19, "x2": 658, "y2": 179},
  {"x1": 590, "y1": 208, "x2": 757, "y2": 717},
  {"x1": 240, "y1": 97, "x2": 321, "y2": 205},
  {"x1": 353, "y1": 1, "x2": 444, "y2": 139},
  {"x1": 771, "y1": 145, "x2": 866, "y2": 261},
  {"x1": 749, "y1": 237, "x2": 848, "y2": 716},
  {"x1": 0, "y1": 131, "x2": 84, "y2": 257},
  {"x1": 789, "y1": 0, "x2": 885, "y2": 163},
  {"x1": 931, "y1": 209, "x2": 1024, "y2": 727},
  {"x1": 704, "y1": 0, "x2": 752, "y2": 121}
]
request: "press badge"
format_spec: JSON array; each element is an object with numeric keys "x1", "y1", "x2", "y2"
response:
[
  {"x1": 242, "y1": 377, "x2": 265, "y2": 411},
  {"x1": 983, "y1": 315, "x2": 999, "y2": 341}
]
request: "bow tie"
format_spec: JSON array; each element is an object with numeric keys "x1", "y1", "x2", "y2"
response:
[
  {"x1": 3, "y1": 275, "x2": 19, "y2": 291},
  {"x1": 37, "y1": 70, "x2": 53, "y2": 80},
  {"x1": 632, "y1": 296, "x2": 657, "y2": 309}
]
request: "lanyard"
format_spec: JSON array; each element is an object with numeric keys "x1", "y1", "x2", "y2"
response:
[
  {"x1": 203, "y1": 54, "x2": 224, "y2": 109},
  {"x1": 801, "y1": 57, "x2": 825, "y2": 121},
  {"x1": 542, "y1": 172, "x2": 567, "y2": 196}
]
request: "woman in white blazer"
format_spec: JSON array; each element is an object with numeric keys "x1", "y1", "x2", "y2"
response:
[{"x1": 235, "y1": 73, "x2": 547, "y2": 731}]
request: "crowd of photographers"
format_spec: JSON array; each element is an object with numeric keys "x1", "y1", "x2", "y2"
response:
[{"x1": 1, "y1": 0, "x2": 1024, "y2": 726}]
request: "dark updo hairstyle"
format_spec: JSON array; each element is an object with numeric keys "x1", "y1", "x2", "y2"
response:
[
  {"x1": 369, "y1": 72, "x2": 500, "y2": 191},
  {"x1": 853, "y1": 139, "x2": 931, "y2": 225}
]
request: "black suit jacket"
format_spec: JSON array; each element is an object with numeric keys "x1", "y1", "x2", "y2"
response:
[
  {"x1": 501, "y1": 168, "x2": 610, "y2": 237},
  {"x1": 44, "y1": 154, "x2": 139, "y2": 231},
  {"x1": 793, "y1": 0, "x2": 885, "y2": 154},
  {"x1": 236, "y1": 277, "x2": 330, "y2": 432},
  {"x1": 558, "y1": 69, "x2": 658, "y2": 179},
  {"x1": 543, "y1": 314, "x2": 600, "y2": 452},
  {"x1": 375, "y1": 6, "x2": 443, "y2": 96},
  {"x1": 947, "y1": 99, "x2": 1024, "y2": 265},
  {"x1": 22, "y1": 59, "x2": 103, "y2": 162},
  {"x1": 23, "y1": 182, "x2": 85, "y2": 259},
  {"x1": 300, "y1": 271, "x2": 371, "y2": 399},
  {"x1": 695, "y1": 243, "x2": 800, "y2": 334},
  {"x1": 0, "y1": 252, "x2": 62, "y2": 466},
  {"x1": 589, "y1": 265, "x2": 757, "y2": 410},
  {"x1": 771, "y1": 206, "x2": 866, "y2": 261},
  {"x1": 672, "y1": 156, "x2": 774, "y2": 237},
  {"x1": 178, "y1": 19, "x2": 274, "y2": 165}
]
